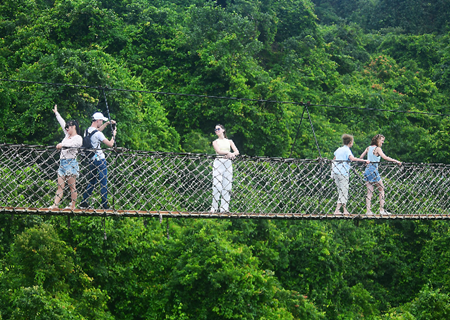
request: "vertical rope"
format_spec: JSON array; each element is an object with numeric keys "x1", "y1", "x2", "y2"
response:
[
  {"x1": 166, "y1": 218, "x2": 170, "y2": 240},
  {"x1": 289, "y1": 103, "x2": 307, "y2": 158},
  {"x1": 102, "y1": 88, "x2": 115, "y2": 146},
  {"x1": 103, "y1": 216, "x2": 107, "y2": 240},
  {"x1": 102, "y1": 88, "x2": 116, "y2": 211},
  {"x1": 305, "y1": 102, "x2": 322, "y2": 158}
]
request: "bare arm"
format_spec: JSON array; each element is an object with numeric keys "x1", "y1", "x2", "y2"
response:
[
  {"x1": 229, "y1": 140, "x2": 240, "y2": 158},
  {"x1": 359, "y1": 147, "x2": 369, "y2": 159},
  {"x1": 98, "y1": 120, "x2": 116, "y2": 132},
  {"x1": 349, "y1": 155, "x2": 370, "y2": 164},
  {"x1": 377, "y1": 148, "x2": 401, "y2": 165},
  {"x1": 53, "y1": 104, "x2": 68, "y2": 137},
  {"x1": 102, "y1": 128, "x2": 117, "y2": 147}
]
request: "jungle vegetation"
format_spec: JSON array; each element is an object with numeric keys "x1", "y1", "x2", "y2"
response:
[{"x1": 1, "y1": 0, "x2": 450, "y2": 318}]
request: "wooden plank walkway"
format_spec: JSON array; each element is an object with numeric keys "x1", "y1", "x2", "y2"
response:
[{"x1": 1, "y1": 207, "x2": 449, "y2": 220}]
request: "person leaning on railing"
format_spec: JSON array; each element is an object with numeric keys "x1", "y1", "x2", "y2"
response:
[
  {"x1": 79, "y1": 112, "x2": 117, "y2": 210},
  {"x1": 49, "y1": 105, "x2": 83, "y2": 210},
  {"x1": 360, "y1": 134, "x2": 402, "y2": 215},
  {"x1": 332, "y1": 134, "x2": 370, "y2": 215},
  {"x1": 210, "y1": 124, "x2": 240, "y2": 213}
]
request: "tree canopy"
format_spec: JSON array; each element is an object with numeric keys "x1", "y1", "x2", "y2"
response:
[{"x1": 1, "y1": 0, "x2": 450, "y2": 318}]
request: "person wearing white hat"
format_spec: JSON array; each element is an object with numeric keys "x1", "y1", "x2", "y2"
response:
[{"x1": 80, "y1": 111, "x2": 117, "y2": 210}]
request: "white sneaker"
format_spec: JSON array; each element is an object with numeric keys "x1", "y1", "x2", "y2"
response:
[
  {"x1": 380, "y1": 210, "x2": 392, "y2": 215},
  {"x1": 366, "y1": 211, "x2": 374, "y2": 215}
]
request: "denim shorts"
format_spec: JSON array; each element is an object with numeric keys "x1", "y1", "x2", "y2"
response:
[
  {"x1": 58, "y1": 159, "x2": 80, "y2": 177},
  {"x1": 364, "y1": 164, "x2": 381, "y2": 183}
]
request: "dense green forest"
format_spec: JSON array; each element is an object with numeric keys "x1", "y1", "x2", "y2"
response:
[{"x1": 1, "y1": 0, "x2": 450, "y2": 319}]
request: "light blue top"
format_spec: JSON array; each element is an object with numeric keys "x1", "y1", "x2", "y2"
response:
[
  {"x1": 333, "y1": 145, "x2": 353, "y2": 176},
  {"x1": 367, "y1": 146, "x2": 381, "y2": 164}
]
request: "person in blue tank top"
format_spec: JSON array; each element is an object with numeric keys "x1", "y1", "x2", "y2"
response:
[
  {"x1": 360, "y1": 134, "x2": 402, "y2": 215},
  {"x1": 332, "y1": 134, "x2": 369, "y2": 215}
]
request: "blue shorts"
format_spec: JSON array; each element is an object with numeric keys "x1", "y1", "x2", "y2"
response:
[
  {"x1": 364, "y1": 164, "x2": 381, "y2": 183},
  {"x1": 58, "y1": 159, "x2": 80, "y2": 177}
]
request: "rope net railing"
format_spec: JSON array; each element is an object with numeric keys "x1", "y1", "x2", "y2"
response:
[{"x1": 1, "y1": 144, "x2": 449, "y2": 219}]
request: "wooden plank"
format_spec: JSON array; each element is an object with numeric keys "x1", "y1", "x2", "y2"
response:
[{"x1": 1, "y1": 207, "x2": 449, "y2": 220}]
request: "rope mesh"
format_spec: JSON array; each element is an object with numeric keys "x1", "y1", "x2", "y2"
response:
[{"x1": 1, "y1": 144, "x2": 449, "y2": 218}]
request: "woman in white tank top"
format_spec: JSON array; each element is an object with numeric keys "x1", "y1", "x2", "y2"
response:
[
  {"x1": 211, "y1": 124, "x2": 240, "y2": 213},
  {"x1": 360, "y1": 134, "x2": 402, "y2": 215}
]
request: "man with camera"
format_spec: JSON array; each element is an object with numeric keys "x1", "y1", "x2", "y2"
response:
[{"x1": 80, "y1": 112, "x2": 117, "y2": 210}]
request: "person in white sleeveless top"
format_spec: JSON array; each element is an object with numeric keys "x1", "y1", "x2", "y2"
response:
[
  {"x1": 360, "y1": 134, "x2": 402, "y2": 215},
  {"x1": 49, "y1": 105, "x2": 83, "y2": 210},
  {"x1": 211, "y1": 124, "x2": 240, "y2": 213}
]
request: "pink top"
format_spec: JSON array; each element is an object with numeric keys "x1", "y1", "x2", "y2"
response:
[{"x1": 56, "y1": 113, "x2": 82, "y2": 159}]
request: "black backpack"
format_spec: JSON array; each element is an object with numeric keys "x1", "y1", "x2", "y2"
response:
[{"x1": 82, "y1": 129, "x2": 98, "y2": 160}]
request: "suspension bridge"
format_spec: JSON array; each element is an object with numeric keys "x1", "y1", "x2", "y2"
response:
[{"x1": 1, "y1": 143, "x2": 449, "y2": 220}]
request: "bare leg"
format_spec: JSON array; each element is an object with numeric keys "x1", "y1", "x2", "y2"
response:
[
  {"x1": 365, "y1": 182, "x2": 374, "y2": 214},
  {"x1": 51, "y1": 175, "x2": 66, "y2": 208},
  {"x1": 334, "y1": 203, "x2": 342, "y2": 214},
  {"x1": 67, "y1": 176, "x2": 77, "y2": 209},
  {"x1": 342, "y1": 204, "x2": 350, "y2": 214},
  {"x1": 376, "y1": 180, "x2": 385, "y2": 212}
]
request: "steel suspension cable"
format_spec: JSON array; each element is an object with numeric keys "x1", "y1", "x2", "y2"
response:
[
  {"x1": 305, "y1": 103, "x2": 322, "y2": 158},
  {"x1": 1, "y1": 78, "x2": 449, "y2": 117},
  {"x1": 289, "y1": 103, "x2": 307, "y2": 158}
]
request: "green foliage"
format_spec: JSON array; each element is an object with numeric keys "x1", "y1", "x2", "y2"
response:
[
  {"x1": 381, "y1": 285, "x2": 450, "y2": 320},
  {"x1": 1, "y1": 0, "x2": 450, "y2": 318},
  {"x1": 313, "y1": 0, "x2": 450, "y2": 34},
  {"x1": 0, "y1": 223, "x2": 112, "y2": 319},
  {"x1": 182, "y1": 130, "x2": 214, "y2": 153}
]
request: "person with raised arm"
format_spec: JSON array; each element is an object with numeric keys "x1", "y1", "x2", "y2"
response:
[
  {"x1": 49, "y1": 105, "x2": 83, "y2": 210},
  {"x1": 211, "y1": 124, "x2": 239, "y2": 213},
  {"x1": 360, "y1": 134, "x2": 402, "y2": 215}
]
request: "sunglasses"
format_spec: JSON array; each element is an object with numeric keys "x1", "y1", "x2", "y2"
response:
[{"x1": 214, "y1": 128, "x2": 221, "y2": 131}]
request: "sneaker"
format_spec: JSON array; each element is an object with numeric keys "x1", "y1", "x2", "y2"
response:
[
  {"x1": 366, "y1": 211, "x2": 374, "y2": 215},
  {"x1": 380, "y1": 209, "x2": 392, "y2": 215},
  {"x1": 334, "y1": 211, "x2": 343, "y2": 215}
]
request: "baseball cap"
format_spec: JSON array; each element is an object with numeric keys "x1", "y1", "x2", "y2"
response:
[{"x1": 92, "y1": 112, "x2": 108, "y2": 121}]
